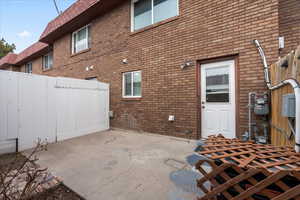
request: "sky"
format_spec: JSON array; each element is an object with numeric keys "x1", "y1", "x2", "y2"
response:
[{"x1": 0, "y1": 0, "x2": 77, "y2": 53}]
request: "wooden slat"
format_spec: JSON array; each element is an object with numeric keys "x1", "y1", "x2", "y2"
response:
[
  {"x1": 262, "y1": 158, "x2": 300, "y2": 168},
  {"x1": 196, "y1": 159, "x2": 253, "y2": 199},
  {"x1": 231, "y1": 171, "x2": 290, "y2": 200},
  {"x1": 204, "y1": 142, "x2": 254, "y2": 148},
  {"x1": 195, "y1": 155, "x2": 300, "y2": 200},
  {"x1": 197, "y1": 163, "x2": 231, "y2": 185},
  {"x1": 272, "y1": 184, "x2": 300, "y2": 200},
  {"x1": 198, "y1": 145, "x2": 253, "y2": 154},
  {"x1": 199, "y1": 169, "x2": 261, "y2": 200},
  {"x1": 196, "y1": 135, "x2": 300, "y2": 172},
  {"x1": 210, "y1": 150, "x2": 254, "y2": 159},
  {"x1": 257, "y1": 152, "x2": 299, "y2": 159},
  {"x1": 240, "y1": 154, "x2": 256, "y2": 168}
]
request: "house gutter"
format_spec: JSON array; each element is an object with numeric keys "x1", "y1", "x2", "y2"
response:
[{"x1": 253, "y1": 40, "x2": 300, "y2": 152}]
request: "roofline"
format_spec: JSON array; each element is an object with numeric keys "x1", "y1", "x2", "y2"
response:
[
  {"x1": 0, "y1": 63, "x2": 18, "y2": 69},
  {"x1": 0, "y1": 53, "x2": 18, "y2": 68},
  {"x1": 39, "y1": 0, "x2": 123, "y2": 44},
  {"x1": 15, "y1": 45, "x2": 51, "y2": 66}
]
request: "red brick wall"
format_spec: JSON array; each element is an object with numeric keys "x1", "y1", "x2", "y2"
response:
[
  {"x1": 19, "y1": 53, "x2": 55, "y2": 75},
  {"x1": 1, "y1": 65, "x2": 20, "y2": 72},
  {"x1": 20, "y1": 57, "x2": 43, "y2": 74},
  {"x1": 279, "y1": 0, "x2": 300, "y2": 56},
  {"x1": 35, "y1": 0, "x2": 279, "y2": 139}
]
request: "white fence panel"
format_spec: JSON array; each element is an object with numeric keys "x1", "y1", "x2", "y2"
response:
[
  {"x1": 0, "y1": 70, "x2": 109, "y2": 153},
  {"x1": 0, "y1": 139, "x2": 16, "y2": 154},
  {"x1": 7, "y1": 73, "x2": 19, "y2": 140},
  {"x1": 0, "y1": 71, "x2": 8, "y2": 141},
  {"x1": 56, "y1": 77, "x2": 109, "y2": 141},
  {"x1": 18, "y1": 74, "x2": 57, "y2": 151},
  {"x1": 0, "y1": 72, "x2": 19, "y2": 141}
]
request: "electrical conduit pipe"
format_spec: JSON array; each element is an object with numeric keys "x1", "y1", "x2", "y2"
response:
[{"x1": 253, "y1": 40, "x2": 300, "y2": 152}]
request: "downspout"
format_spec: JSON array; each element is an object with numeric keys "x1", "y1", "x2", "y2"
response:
[
  {"x1": 248, "y1": 92, "x2": 256, "y2": 140},
  {"x1": 253, "y1": 40, "x2": 300, "y2": 152}
]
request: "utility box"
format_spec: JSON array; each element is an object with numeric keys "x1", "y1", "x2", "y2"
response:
[
  {"x1": 254, "y1": 95, "x2": 269, "y2": 115},
  {"x1": 282, "y1": 93, "x2": 295, "y2": 117}
]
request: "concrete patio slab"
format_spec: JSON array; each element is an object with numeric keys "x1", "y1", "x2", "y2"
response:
[{"x1": 31, "y1": 129, "x2": 200, "y2": 200}]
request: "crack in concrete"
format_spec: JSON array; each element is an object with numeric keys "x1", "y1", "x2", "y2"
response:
[
  {"x1": 164, "y1": 158, "x2": 187, "y2": 170},
  {"x1": 104, "y1": 136, "x2": 117, "y2": 144}
]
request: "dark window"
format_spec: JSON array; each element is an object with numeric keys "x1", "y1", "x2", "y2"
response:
[
  {"x1": 25, "y1": 63, "x2": 32, "y2": 73},
  {"x1": 133, "y1": 0, "x2": 179, "y2": 31},
  {"x1": 206, "y1": 69, "x2": 229, "y2": 103}
]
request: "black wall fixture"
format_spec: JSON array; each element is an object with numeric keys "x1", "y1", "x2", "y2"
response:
[{"x1": 281, "y1": 59, "x2": 289, "y2": 68}]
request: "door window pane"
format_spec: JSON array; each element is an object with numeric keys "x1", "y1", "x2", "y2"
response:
[
  {"x1": 154, "y1": 0, "x2": 178, "y2": 23},
  {"x1": 206, "y1": 67, "x2": 229, "y2": 102},
  {"x1": 134, "y1": 0, "x2": 152, "y2": 30}
]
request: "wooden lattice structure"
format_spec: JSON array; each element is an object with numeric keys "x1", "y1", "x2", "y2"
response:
[
  {"x1": 196, "y1": 159, "x2": 300, "y2": 200},
  {"x1": 196, "y1": 135, "x2": 300, "y2": 172},
  {"x1": 194, "y1": 135, "x2": 300, "y2": 200}
]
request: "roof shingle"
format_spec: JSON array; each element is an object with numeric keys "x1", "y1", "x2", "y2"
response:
[
  {"x1": 0, "y1": 53, "x2": 18, "y2": 67},
  {"x1": 14, "y1": 42, "x2": 49, "y2": 65},
  {"x1": 0, "y1": 53, "x2": 19, "y2": 68},
  {"x1": 40, "y1": 0, "x2": 100, "y2": 41}
]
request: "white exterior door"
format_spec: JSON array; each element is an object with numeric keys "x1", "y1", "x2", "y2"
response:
[{"x1": 201, "y1": 60, "x2": 236, "y2": 139}]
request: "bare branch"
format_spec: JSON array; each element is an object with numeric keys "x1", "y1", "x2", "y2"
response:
[{"x1": 0, "y1": 139, "x2": 49, "y2": 200}]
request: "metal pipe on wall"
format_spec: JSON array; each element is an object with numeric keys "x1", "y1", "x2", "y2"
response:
[
  {"x1": 248, "y1": 92, "x2": 256, "y2": 140},
  {"x1": 253, "y1": 40, "x2": 300, "y2": 152}
]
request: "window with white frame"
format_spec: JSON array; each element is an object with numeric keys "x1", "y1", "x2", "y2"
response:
[
  {"x1": 132, "y1": 0, "x2": 179, "y2": 31},
  {"x1": 72, "y1": 25, "x2": 90, "y2": 54},
  {"x1": 42, "y1": 52, "x2": 53, "y2": 70},
  {"x1": 25, "y1": 62, "x2": 32, "y2": 73},
  {"x1": 123, "y1": 71, "x2": 142, "y2": 98}
]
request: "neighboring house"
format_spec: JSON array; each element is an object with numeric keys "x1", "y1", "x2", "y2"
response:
[
  {"x1": 0, "y1": 42, "x2": 51, "y2": 74},
  {"x1": 0, "y1": 0, "x2": 299, "y2": 139},
  {"x1": 0, "y1": 53, "x2": 18, "y2": 71},
  {"x1": 16, "y1": 42, "x2": 51, "y2": 74}
]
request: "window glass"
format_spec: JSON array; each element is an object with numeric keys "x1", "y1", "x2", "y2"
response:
[
  {"x1": 43, "y1": 52, "x2": 53, "y2": 70},
  {"x1": 153, "y1": 0, "x2": 178, "y2": 23},
  {"x1": 49, "y1": 53, "x2": 53, "y2": 67},
  {"x1": 77, "y1": 28, "x2": 87, "y2": 41},
  {"x1": 134, "y1": 0, "x2": 152, "y2": 30},
  {"x1": 76, "y1": 28, "x2": 88, "y2": 52},
  {"x1": 25, "y1": 63, "x2": 32, "y2": 73},
  {"x1": 125, "y1": 73, "x2": 132, "y2": 96},
  {"x1": 123, "y1": 71, "x2": 142, "y2": 97},
  {"x1": 44, "y1": 55, "x2": 49, "y2": 68},
  {"x1": 133, "y1": 71, "x2": 141, "y2": 96},
  {"x1": 72, "y1": 26, "x2": 89, "y2": 54},
  {"x1": 206, "y1": 67, "x2": 229, "y2": 102},
  {"x1": 133, "y1": 0, "x2": 178, "y2": 31}
]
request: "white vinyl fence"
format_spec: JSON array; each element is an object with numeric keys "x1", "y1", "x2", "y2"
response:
[{"x1": 0, "y1": 70, "x2": 109, "y2": 154}]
